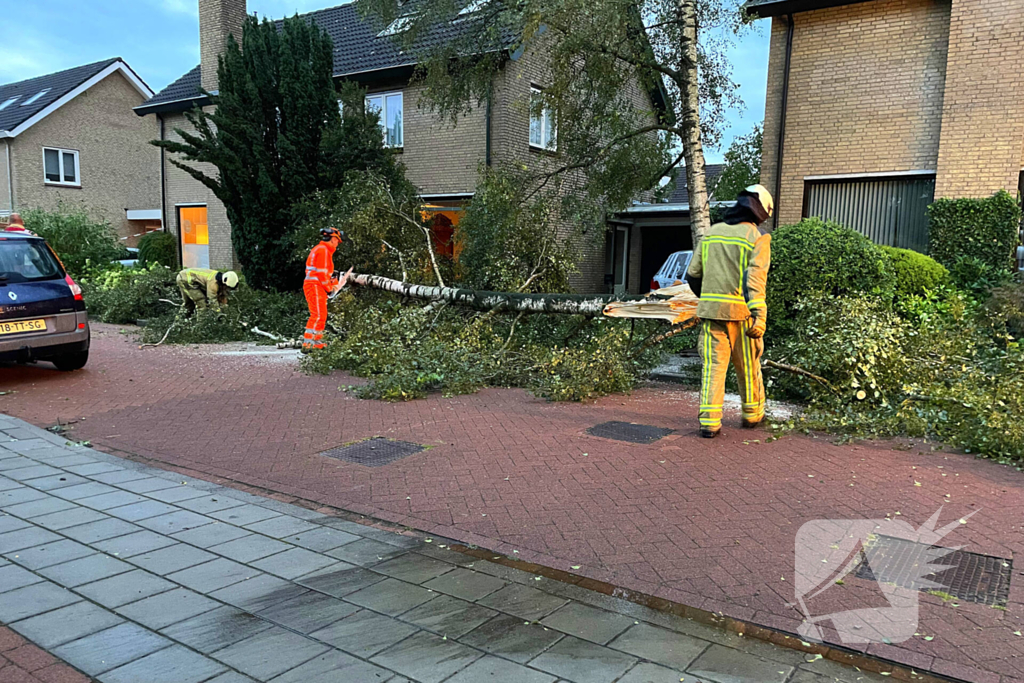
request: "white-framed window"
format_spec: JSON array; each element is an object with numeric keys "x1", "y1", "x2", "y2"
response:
[
  {"x1": 529, "y1": 87, "x2": 556, "y2": 151},
  {"x1": 43, "y1": 147, "x2": 80, "y2": 186},
  {"x1": 365, "y1": 92, "x2": 404, "y2": 148}
]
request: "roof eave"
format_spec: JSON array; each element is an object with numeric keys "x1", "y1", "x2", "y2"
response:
[
  {"x1": 135, "y1": 94, "x2": 213, "y2": 117},
  {"x1": 743, "y1": 0, "x2": 874, "y2": 18}
]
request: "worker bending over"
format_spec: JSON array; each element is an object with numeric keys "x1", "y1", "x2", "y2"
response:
[
  {"x1": 176, "y1": 268, "x2": 238, "y2": 314},
  {"x1": 303, "y1": 227, "x2": 349, "y2": 353},
  {"x1": 685, "y1": 185, "x2": 773, "y2": 438}
]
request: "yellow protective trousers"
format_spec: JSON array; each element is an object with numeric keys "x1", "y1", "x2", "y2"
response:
[{"x1": 698, "y1": 319, "x2": 765, "y2": 431}]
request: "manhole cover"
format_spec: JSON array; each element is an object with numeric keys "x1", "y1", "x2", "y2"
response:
[
  {"x1": 586, "y1": 421, "x2": 673, "y2": 444},
  {"x1": 854, "y1": 534, "x2": 1012, "y2": 607},
  {"x1": 320, "y1": 438, "x2": 425, "y2": 467}
]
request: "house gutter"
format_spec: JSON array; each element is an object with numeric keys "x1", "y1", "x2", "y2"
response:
[
  {"x1": 773, "y1": 14, "x2": 794, "y2": 231},
  {"x1": 485, "y1": 87, "x2": 493, "y2": 167},
  {"x1": 4, "y1": 139, "x2": 12, "y2": 214},
  {"x1": 159, "y1": 116, "x2": 168, "y2": 234}
]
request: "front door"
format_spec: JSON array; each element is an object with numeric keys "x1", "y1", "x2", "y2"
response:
[{"x1": 179, "y1": 206, "x2": 209, "y2": 269}]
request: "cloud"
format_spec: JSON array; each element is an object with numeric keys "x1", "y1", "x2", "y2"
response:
[{"x1": 0, "y1": 34, "x2": 65, "y2": 83}]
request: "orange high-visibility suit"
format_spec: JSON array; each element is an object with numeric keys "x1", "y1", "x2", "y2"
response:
[{"x1": 303, "y1": 239, "x2": 337, "y2": 351}]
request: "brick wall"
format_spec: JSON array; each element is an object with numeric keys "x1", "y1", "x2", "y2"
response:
[
  {"x1": 10, "y1": 71, "x2": 161, "y2": 242},
  {"x1": 199, "y1": 0, "x2": 247, "y2": 92}
]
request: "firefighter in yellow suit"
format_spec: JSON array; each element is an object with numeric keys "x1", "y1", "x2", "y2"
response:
[
  {"x1": 176, "y1": 268, "x2": 239, "y2": 314},
  {"x1": 685, "y1": 185, "x2": 773, "y2": 438}
]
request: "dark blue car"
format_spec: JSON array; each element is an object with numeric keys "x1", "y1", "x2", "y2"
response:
[{"x1": 0, "y1": 229, "x2": 89, "y2": 370}]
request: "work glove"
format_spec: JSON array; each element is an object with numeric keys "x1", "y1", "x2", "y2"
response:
[{"x1": 746, "y1": 315, "x2": 766, "y2": 339}]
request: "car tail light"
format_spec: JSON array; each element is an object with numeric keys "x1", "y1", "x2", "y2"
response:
[
  {"x1": 65, "y1": 274, "x2": 83, "y2": 301},
  {"x1": 650, "y1": 279, "x2": 659, "y2": 291}
]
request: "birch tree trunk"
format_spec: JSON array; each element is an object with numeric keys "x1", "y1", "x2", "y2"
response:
[{"x1": 676, "y1": 0, "x2": 712, "y2": 250}]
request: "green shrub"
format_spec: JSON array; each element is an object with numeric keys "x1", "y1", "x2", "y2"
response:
[
  {"x1": 948, "y1": 255, "x2": 1012, "y2": 297},
  {"x1": 21, "y1": 205, "x2": 122, "y2": 277},
  {"x1": 766, "y1": 218, "x2": 895, "y2": 333},
  {"x1": 928, "y1": 190, "x2": 1021, "y2": 271},
  {"x1": 984, "y1": 280, "x2": 1024, "y2": 341},
  {"x1": 81, "y1": 265, "x2": 179, "y2": 324},
  {"x1": 138, "y1": 231, "x2": 177, "y2": 268},
  {"x1": 879, "y1": 246, "x2": 948, "y2": 298}
]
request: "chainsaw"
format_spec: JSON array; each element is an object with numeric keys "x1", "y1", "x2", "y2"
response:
[{"x1": 328, "y1": 267, "x2": 355, "y2": 300}]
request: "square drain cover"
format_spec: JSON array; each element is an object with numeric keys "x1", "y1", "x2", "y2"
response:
[
  {"x1": 586, "y1": 421, "x2": 673, "y2": 444},
  {"x1": 854, "y1": 534, "x2": 1012, "y2": 607},
  {"x1": 320, "y1": 438, "x2": 425, "y2": 467}
]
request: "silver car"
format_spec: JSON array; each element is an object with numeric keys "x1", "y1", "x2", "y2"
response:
[{"x1": 650, "y1": 250, "x2": 694, "y2": 291}]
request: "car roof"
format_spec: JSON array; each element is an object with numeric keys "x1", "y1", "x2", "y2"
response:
[{"x1": 0, "y1": 230, "x2": 42, "y2": 240}]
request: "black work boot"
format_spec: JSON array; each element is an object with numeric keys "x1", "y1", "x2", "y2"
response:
[
  {"x1": 700, "y1": 428, "x2": 720, "y2": 439},
  {"x1": 741, "y1": 418, "x2": 762, "y2": 429}
]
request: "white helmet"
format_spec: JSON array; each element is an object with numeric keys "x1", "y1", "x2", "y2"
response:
[
  {"x1": 744, "y1": 184, "x2": 774, "y2": 218},
  {"x1": 221, "y1": 271, "x2": 239, "y2": 289}
]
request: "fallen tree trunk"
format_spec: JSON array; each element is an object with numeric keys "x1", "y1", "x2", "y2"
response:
[{"x1": 349, "y1": 273, "x2": 646, "y2": 315}]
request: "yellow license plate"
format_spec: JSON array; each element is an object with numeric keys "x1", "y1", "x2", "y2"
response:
[{"x1": 0, "y1": 319, "x2": 46, "y2": 335}]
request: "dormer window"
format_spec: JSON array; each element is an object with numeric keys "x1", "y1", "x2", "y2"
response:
[
  {"x1": 21, "y1": 89, "x2": 50, "y2": 106},
  {"x1": 0, "y1": 97, "x2": 18, "y2": 111}
]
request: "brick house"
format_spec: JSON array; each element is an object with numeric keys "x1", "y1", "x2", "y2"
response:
[
  {"x1": 0, "y1": 59, "x2": 162, "y2": 243},
  {"x1": 134, "y1": 0, "x2": 668, "y2": 293},
  {"x1": 749, "y1": 0, "x2": 1024, "y2": 251}
]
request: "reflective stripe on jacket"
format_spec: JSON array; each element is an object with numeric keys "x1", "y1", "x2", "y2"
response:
[
  {"x1": 305, "y1": 241, "x2": 336, "y2": 293},
  {"x1": 686, "y1": 222, "x2": 771, "y2": 322},
  {"x1": 179, "y1": 268, "x2": 224, "y2": 305}
]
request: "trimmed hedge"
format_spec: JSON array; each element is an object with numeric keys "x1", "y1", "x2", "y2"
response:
[
  {"x1": 879, "y1": 246, "x2": 948, "y2": 298},
  {"x1": 138, "y1": 230, "x2": 178, "y2": 268},
  {"x1": 928, "y1": 190, "x2": 1021, "y2": 271}
]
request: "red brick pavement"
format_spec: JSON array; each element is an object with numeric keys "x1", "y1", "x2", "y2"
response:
[
  {"x1": 4, "y1": 324, "x2": 1024, "y2": 683},
  {"x1": 0, "y1": 627, "x2": 91, "y2": 683}
]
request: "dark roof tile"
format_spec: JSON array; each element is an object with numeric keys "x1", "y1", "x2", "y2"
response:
[
  {"x1": 668, "y1": 164, "x2": 726, "y2": 205},
  {"x1": 0, "y1": 58, "x2": 122, "y2": 133}
]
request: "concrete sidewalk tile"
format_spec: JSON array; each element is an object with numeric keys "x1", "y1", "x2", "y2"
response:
[
  {"x1": 251, "y1": 547, "x2": 338, "y2": 580},
  {"x1": 94, "y1": 530, "x2": 177, "y2": 559},
  {"x1": 0, "y1": 487, "x2": 49, "y2": 507},
  {"x1": 4, "y1": 496, "x2": 78, "y2": 519},
  {"x1": 307, "y1": 516, "x2": 375, "y2": 536},
  {"x1": 161, "y1": 606, "x2": 273, "y2": 653},
  {"x1": 0, "y1": 455, "x2": 35, "y2": 468},
  {"x1": 8, "y1": 539, "x2": 95, "y2": 569},
  {"x1": 52, "y1": 623, "x2": 171, "y2": 676},
  {"x1": 343, "y1": 577, "x2": 436, "y2": 616},
  {"x1": 399, "y1": 594, "x2": 497, "y2": 638},
  {"x1": 23, "y1": 473, "x2": 88, "y2": 491},
  {"x1": 296, "y1": 564, "x2": 382, "y2": 597},
  {"x1": 64, "y1": 462, "x2": 124, "y2": 476},
  {"x1": 5, "y1": 440, "x2": 57, "y2": 455},
  {"x1": 0, "y1": 563, "x2": 44, "y2": 593},
  {"x1": 256, "y1": 590, "x2": 359, "y2": 634},
  {"x1": 373, "y1": 553, "x2": 455, "y2": 584},
  {"x1": 51, "y1": 482, "x2": 119, "y2": 501},
  {"x1": 281, "y1": 527, "x2": 359, "y2": 553},
  {"x1": 0, "y1": 513, "x2": 30, "y2": 534},
  {"x1": 115, "y1": 588, "x2": 220, "y2": 630},
  {"x1": 459, "y1": 614, "x2": 565, "y2": 664},
  {"x1": 31, "y1": 507, "x2": 107, "y2": 531},
  {"x1": 136, "y1": 510, "x2": 214, "y2": 535},
  {"x1": 686, "y1": 644, "x2": 793, "y2": 683},
  {"x1": 39, "y1": 553, "x2": 132, "y2": 587},
  {"x1": 347, "y1": 528, "x2": 423, "y2": 550},
  {"x1": 210, "y1": 505, "x2": 281, "y2": 527},
  {"x1": 326, "y1": 538, "x2": 408, "y2": 566},
  {"x1": 78, "y1": 491, "x2": 151, "y2": 512},
  {"x1": 266, "y1": 648, "x2": 393, "y2": 683},
  {"x1": 176, "y1": 494, "x2": 246, "y2": 515},
  {"x1": 0, "y1": 476, "x2": 22, "y2": 491},
  {"x1": 528, "y1": 635, "x2": 637, "y2": 683},
  {"x1": 10, "y1": 602, "x2": 124, "y2": 649},
  {"x1": 205, "y1": 673, "x2": 258, "y2": 683},
  {"x1": 89, "y1": 469, "x2": 152, "y2": 486},
  {"x1": 171, "y1": 522, "x2": 251, "y2": 548},
  {"x1": 371, "y1": 630, "x2": 481, "y2": 683},
  {"x1": 541, "y1": 603, "x2": 635, "y2": 645},
  {"x1": 37, "y1": 454, "x2": 97, "y2": 469},
  {"x1": 309, "y1": 610, "x2": 419, "y2": 658},
  {"x1": 3, "y1": 427, "x2": 53, "y2": 441},
  {"x1": 129, "y1": 543, "x2": 216, "y2": 574},
  {"x1": 167, "y1": 558, "x2": 258, "y2": 593},
  {"x1": 143, "y1": 485, "x2": 208, "y2": 504},
  {"x1": 209, "y1": 574, "x2": 308, "y2": 613},
  {"x1": 104, "y1": 500, "x2": 178, "y2": 522},
  {"x1": 0, "y1": 526, "x2": 61, "y2": 553},
  {"x1": 243, "y1": 516, "x2": 320, "y2": 539},
  {"x1": 209, "y1": 534, "x2": 289, "y2": 563},
  {"x1": 444, "y1": 655, "x2": 557, "y2": 683},
  {"x1": 0, "y1": 582, "x2": 82, "y2": 622},
  {"x1": 477, "y1": 583, "x2": 570, "y2": 622},
  {"x1": 60, "y1": 517, "x2": 139, "y2": 544},
  {"x1": 77, "y1": 569, "x2": 175, "y2": 608},
  {"x1": 617, "y1": 662, "x2": 689, "y2": 683},
  {"x1": 115, "y1": 477, "x2": 181, "y2": 495},
  {"x1": 607, "y1": 623, "x2": 710, "y2": 671},
  {"x1": 97, "y1": 644, "x2": 226, "y2": 683},
  {"x1": 423, "y1": 567, "x2": 506, "y2": 602},
  {"x1": 211, "y1": 626, "x2": 330, "y2": 681}
]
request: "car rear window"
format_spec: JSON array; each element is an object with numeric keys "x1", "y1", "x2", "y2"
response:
[{"x1": 0, "y1": 239, "x2": 63, "y2": 283}]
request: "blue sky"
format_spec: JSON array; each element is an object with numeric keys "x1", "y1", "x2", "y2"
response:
[{"x1": 0, "y1": 0, "x2": 769, "y2": 162}]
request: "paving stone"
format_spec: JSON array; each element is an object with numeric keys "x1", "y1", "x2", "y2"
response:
[
  {"x1": 444, "y1": 655, "x2": 557, "y2": 683},
  {"x1": 144, "y1": 485, "x2": 208, "y2": 504},
  {"x1": 3, "y1": 495, "x2": 78, "y2": 519},
  {"x1": 528, "y1": 635, "x2": 637, "y2": 683},
  {"x1": 135, "y1": 510, "x2": 213, "y2": 535},
  {"x1": 371, "y1": 630, "x2": 481, "y2": 683},
  {"x1": 39, "y1": 553, "x2": 133, "y2": 587},
  {"x1": 459, "y1": 614, "x2": 565, "y2": 664},
  {"x1": 129, "y1": 543, "x2": 217, "y2": 574},
  {"x1": 23, "y1": 473, "x2": 89, "y2": 491},
  {"x1": 79, "y1": 490, "x2": 152, "y2": 511},
  {"x1": 6, "y1": 439, "x2": 57, "y2": 454},
  {"x1": 161, "y1": 606, "x2": 273, "y2": 654},
  {"x1": 115, "y1": 588, "x2": 221, "y2": 630},
  {"x1": 354, "y1": 528, "x2": 424, "y2": 550},
  {"x1": 171, "y1": 521, "x2": 251, "y2": 548},
  {"x1": 211, "y1": 626, "x2": 330, "y2": 681},
  {"x1": 37, "y1": 454, "x2": 97, "y2": 468},
  {"x1": 51, "y1": 482, "x2": 119, "y2": 501},
  {"x1": 93, "y1": 530, "x2": 178, "y2": 558},
  {"x1": 256, "y1": 590, "x2": 359, "y2": 634},
  {"x1": 617, "y1": 662, "x2": 690, "y2": 683},
  {"x1": 541, "y1": 602, "x2": 635, "y2": 645},
  {"x1": 251, "y1": 547, "x2": 339, "y2": 580},
  {"x1": 0, "y1": 513, "x2": 30, "y2": 534},
  {"x1": 6, "y1": 539, "x2": 95, "y2": 569},
  {"x1": 326, "y1": 538, "x2": 408, "y2": 566},
  {"x1": 0, "y1": 457, "x2": 36, "y2": 471},
  {"x1": 76, "y1": 568, "x2": 175, "y2": 608},
  {"x1": 477, "y1": 583, "x2": 570, "y2": 622},
  {"x1": 399, "y1": 594, "x2": 498, "y2": 638},
  {"x1": 210, "y1": 504, "x2": 281, "y2": 526},
  {"x1": 607, "y1": 623, "x2": 710, "y2": 671},
  {"x1": 0, "y1": 476, "x2": 23, "y2": 491},
  {"x1": 89, "y1": 469, "x2": 153, "y2": 486},
  {"x1": 104, "y1": 500, "x2": 179, "y2": 522},
  {"x1": 9, "y1": 601, "x2": 124, "y2": 649},
  {"x1": 344, "y1": 577, "x2": 437, "y2": 616},
  {"x1": 65, "y1": 462, "x2": 124, "y2": 476},
  {"x1": 97, "y1": 644, "x2": 226, "y2": 683},
  {"x1": 205, "y1": 673, "x2": 259, "y2": 683},
  {"x1": 60, "y1": 517, "x2": 140, "y2": 544},
  {"x1": 308, "y1": 516, "x2": 375, "y2": 536},
  {"x1": 30, "y1": 506, "x2": 108, "y2": 531},
  {"x1": 297, "y1": 564, "x2": 384, "y2": 597},
  {"x1": 0, "y1": 581, "x2": 82, "y2": 622},
  {"x1": 168, "y1": 558, "x2": 258, "y2": 593},
  {"x1": 176, "y1": 494, "x2": 246, "y2": 515},
  {"x1": 0, "y1": 563, "x2": 44, "y2": 593},
  {"x1": 266, "y1": 648, "x2": 393, "y2": 683},
  {"x1": 4, "y1": 465, "x2": 63, "y2": 481},
  {"x1": 373, "y1": 553, "x2": 455, "y2": 584},
  {"x1": 0, "y1": 526, "x2": 61, "y2": 553},
  {"x1": 210, "y1": 534, "x2": 290, "y2": 563},
  {"x1": 0, "y1": 487, "x2": 49, "y2": 507},
  {"x1": 281, "y1": 527, "x2": 359, "y2": 552},
  {"x1": 243, "y1": 516, "x2": 320, "y2": 539},
  {"x1": 422, "y1": 567, "x2": 506, "y2": 602},
  {"x1": 209, "y1": 574, "x2": 309, "y2": 613},
  {"x1": 53, "y1": 623, "x2": 171, "y2": 676},
  {"x1": 686, "y1": 644, "x2": 793, "y2": 683},
  {"x1": 115, "y1": 477, "x2": 181, "y2": 494},
  {"x1": 309, "y1": 609, "x2": 419, "y2": 658}
]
